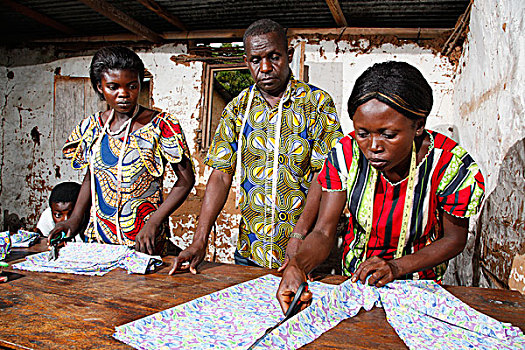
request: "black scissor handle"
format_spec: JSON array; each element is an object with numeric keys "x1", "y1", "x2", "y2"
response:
[{"x1": 284, "y1": 281, "x2": 309, "y2": 319}]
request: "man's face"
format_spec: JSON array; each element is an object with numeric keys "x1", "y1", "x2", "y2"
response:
[
  {"x1": 244, "y1": 32, "x2": 294, "y2": 97},
  {"x1": 50, "y1": 202, "x2": 74, "y2": 224}
]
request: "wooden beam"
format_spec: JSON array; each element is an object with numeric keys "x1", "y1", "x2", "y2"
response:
[
  {"x1": 287, "y1": 27, "x2": 449, "y2": 38},
  {"x1": 0, "y1": 0, "x2": 77, "y2": 35},
  {"x1": 76, "y1": 0, "x2": 162, "y2": 42},
  {"x1": 33, "y1": 27, "x2": 452, "y2": 43},
  {"x1": 325, "y1": 0, "x2": 347, "y2": 27},
  {"x1": 136, "y1": 0, "x2": 187, "y2": 31}
]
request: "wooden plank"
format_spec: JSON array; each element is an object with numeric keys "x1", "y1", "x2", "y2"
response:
[
  {"x1": 77, "y1": 0, "x2": 163, "y2": 43},
  {"x1": 325, "y1": 0, "x2": 348, "y2": 27},
  {"x1": 287, "y1": 27, "x2": 450, "y2": 38},
  {"x1": 33, "y1": 27, "x2": 451, "y2": 43},
  {"x1": 0, "y1": 0, "x2": 77, "y2": 35},
  {"x1": 136, "y1": 0, "x2": 187, "y2": 31},
  {"x1": 1, "y1": 241, "x2": 524, "y2": 349}
]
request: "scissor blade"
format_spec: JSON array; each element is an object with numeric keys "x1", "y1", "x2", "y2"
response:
[{"x1": 247, "y1": 319, "x2": 285, "y2": 350}]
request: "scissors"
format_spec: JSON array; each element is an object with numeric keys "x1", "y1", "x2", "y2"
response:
[
  {"x1": 247, "y1": 281, "x2": 309, "y2": 349},
  {"x1": 48, "y1": 232, "x2": 73, "y2": 261}
]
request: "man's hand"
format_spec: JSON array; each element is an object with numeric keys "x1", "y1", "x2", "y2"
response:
[
  {"x1": 135, "y1": 221, "x2": 159, "y2": 255},
  {"x1": 277, "y1": 237, "x2": 302, "y2": 272},
  {"x1": 276, "y1": 262, "x2": 312, "y2": 314},
  {"x1": 169, "y1": 241, "x2": 206, "y2": 275},
  {"x1": 351, "y1": 256, "x2": 400, "y2": 287}
]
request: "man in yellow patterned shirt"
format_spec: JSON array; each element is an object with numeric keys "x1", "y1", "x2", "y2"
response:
[{"x1": 170, "y1": 19, "x2": 343, "y2": 272}]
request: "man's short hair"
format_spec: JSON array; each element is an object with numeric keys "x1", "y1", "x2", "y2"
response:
[
  {"x1": 49, "y1": 182, "x2": 81, "y2": 206},
  {"x1": 243, "y1": 19, "x2": 288, "y2": 49}
]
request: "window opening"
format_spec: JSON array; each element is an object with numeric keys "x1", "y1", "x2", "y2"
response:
[{"x1": 199, "y1": 64, "x2": 253, "y2": 151}]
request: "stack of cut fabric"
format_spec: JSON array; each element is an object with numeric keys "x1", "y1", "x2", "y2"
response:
[
  {"x1": 10, "y1": 229, "x2": 40, "y2": 248},
  {"x1": 13, "y1": 242, "x2": 162, "y2": 276}
]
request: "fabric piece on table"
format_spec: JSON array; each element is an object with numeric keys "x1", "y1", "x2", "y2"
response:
[
  {"x1": 266, "y1": 279, "x2": 525, "y2": 350},
  {"x1": 0, "y1": 231, "x2": 11, "y2": 260},
  {"x1": 10, "y1": 229, "x2": 40, "y2": 248},
  {"x1": 113, "y1": 274, "x2": 337, "y2": 349},
  {"x1": 114, "y1": 275, "x2": 525, "y2": 350},
  {"x1": 12, "y1": 242, "x2": 162, "y2": 276},
  {"x1": 378, "y1": 280, "x2": 525, "y2": 349}
]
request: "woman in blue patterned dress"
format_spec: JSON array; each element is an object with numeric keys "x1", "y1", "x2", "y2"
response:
[{"x1": 49, "y1": 47, "x2": 195, "y2": 255}]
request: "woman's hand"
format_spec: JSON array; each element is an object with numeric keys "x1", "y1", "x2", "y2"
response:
[
  {"x1": 135, "y1": 221, "x2": 160, "y2": 255},
  {"x1": 351, "y1": 256, "x2": 400, "y2": 287},
  {"x1": 276, "y1": 261, "x2": 312, "y2": 314}
]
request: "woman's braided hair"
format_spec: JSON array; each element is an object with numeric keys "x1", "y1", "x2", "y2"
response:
[{"x1": 348, "y1": 61, "x2": 433, "y2": 120}]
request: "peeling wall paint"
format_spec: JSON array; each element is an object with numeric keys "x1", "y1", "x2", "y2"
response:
[
  {"x1": 292, "y1": 38, "x2": 458, "y2": 139},
  {"x1": 444, "y1": 0, "x2": 525, "y2": 292}
]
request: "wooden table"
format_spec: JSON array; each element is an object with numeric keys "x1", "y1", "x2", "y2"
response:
[{"x1": 1, "y1": 240, "x2": 524, "y2": 349}]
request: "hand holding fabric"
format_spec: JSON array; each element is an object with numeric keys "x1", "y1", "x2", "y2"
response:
[
  {"x1": 351, "y1": 256, "x2": 400, "y2": 287},
  {"x1": 135, "y1": 221, "x2": 159, "y2": 255},
  {"x1": 169, "y1": 241, "x2": 206, "y2": 275}
]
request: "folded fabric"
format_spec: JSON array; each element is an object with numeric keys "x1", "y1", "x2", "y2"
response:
[
  {"x1": 0, "y1": 231, "x2": 10, "y2": 260},
  {"x1": 113, "y1": 274, "x2": 525, "y2": 350},
  {"x1": 10, "y1": 229, "x2": 40, "y2": 248},
  {"x1": 12, "y1": 242, "x2": 162, "y2": 276}
]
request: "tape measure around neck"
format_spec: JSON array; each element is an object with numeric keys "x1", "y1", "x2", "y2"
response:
[
  {"x1": 361, "y1": 141, "x2": 418, "y2": 260},
  {"x1": 90, "y1": 107, "x2": 139, "y2": 244},
  {"x1": 234, "y1": 86, "x2": 286, "y2": 268}
]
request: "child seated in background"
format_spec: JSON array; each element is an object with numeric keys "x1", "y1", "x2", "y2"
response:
[{"x1": 36, "y1": 182, "x2": 82, "y2": 238}]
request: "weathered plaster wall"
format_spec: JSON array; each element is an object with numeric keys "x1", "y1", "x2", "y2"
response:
[
  {"x1": 293, "y1": 38, "x2": 457, "y2": 137},
  {"x1": 445, "y1": 0, "x2": 525, "y2": 292}
]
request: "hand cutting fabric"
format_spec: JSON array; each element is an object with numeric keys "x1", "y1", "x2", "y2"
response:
[
  {"x1": 48, "y1": 218, "x2": 80, "y2": 246},
  {"x1": 276, "y1": 262, "x2": 313, "y2": 314},
  {"x1": 277, "y1": 237, "x2": 302, "y2": 272}
]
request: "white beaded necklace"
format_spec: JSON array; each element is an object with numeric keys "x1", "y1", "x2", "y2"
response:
[{"x1": 105, "y1": 104, "x2": 140, "y2": 136}]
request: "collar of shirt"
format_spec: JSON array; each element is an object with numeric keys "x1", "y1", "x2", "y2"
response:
[{"x1": 252, "y1": 74, "x2": 296, "y2": 109}]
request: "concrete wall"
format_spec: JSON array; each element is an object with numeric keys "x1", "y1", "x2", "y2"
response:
[
  {"x1": 293, "y1": 38, "x2": 457, "y2": 136},
  {"x1": 445, "y1": 0, "x2": 525, "y2": 292}
]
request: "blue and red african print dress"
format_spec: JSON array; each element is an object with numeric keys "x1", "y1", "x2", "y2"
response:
[
  {"x1": 63, "y1": 112, "x2": 191, "y2": 249},
  {"x1": 318, "y1": 130, "x2": 485, "y2": 281}
]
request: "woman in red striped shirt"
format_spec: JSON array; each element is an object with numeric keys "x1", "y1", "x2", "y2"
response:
[{"x1": 277, "y1": 61, "x2": 485, "y2": 313}]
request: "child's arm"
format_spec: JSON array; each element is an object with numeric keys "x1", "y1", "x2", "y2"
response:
[{"x1": 48, "y1": 171, "x2": 91, "y2": 244}]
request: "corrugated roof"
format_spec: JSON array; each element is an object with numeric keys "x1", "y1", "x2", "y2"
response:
[{"x1": 0, "y1": 0, "x2": 469, "y2": 45}]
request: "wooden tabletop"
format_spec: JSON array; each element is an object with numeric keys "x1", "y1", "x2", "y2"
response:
[{"x1": 1, "y1": 240, "x2": 524, "y2": 350}]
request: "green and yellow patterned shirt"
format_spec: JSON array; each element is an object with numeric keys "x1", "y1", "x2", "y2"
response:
[{"x1": 205, "y1": 78, "x2": 343, "y2": 268}]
